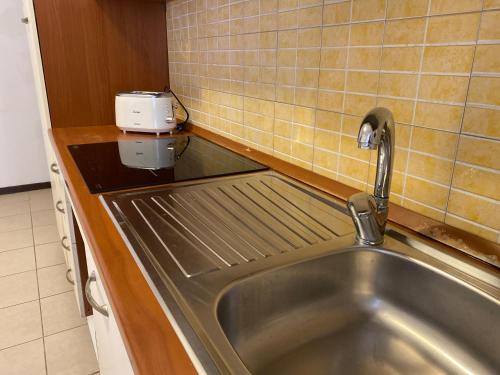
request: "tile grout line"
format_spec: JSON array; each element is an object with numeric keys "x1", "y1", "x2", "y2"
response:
[
  {"x1": 43, "y1": 322, "x2": 88, "y2": 340},
  {"x1": 368, "y1": 0, "x2": 390, "y2": 193},
  {"x1": 0, "y1": 245, "x2": 35, "y2": 256},
  {"x1": 446, "y1": 212, "x2": 500, "y2": 233},
  {"x1": 171, "y1": 6, "x2": 495, "y2": 31},
  {"x1": 270, "y1": 16, "x2": 277, "y2": 159},
  {"x1": 28, "y1": 209, "x2": 49, "y2": 375},
  {"x1": 0, "y1": 238, "x2": 60, "y2": 256},
  {"x1": 400, "y1": 0, "x2": 432, "y2": 208},
  {"x1": 449, "y1": 185, "x2": 500, "y2": 205},
  {"x1": 0, "y1": 287, "x2": 73, "y2": 311},
  {"x1": 289, "y1": 6, "x2": 300, "y2": 160},
  {"x1": 0, "y1": 298, "x2": 40, "y2": 311},
  {"x1": 0, "y1": 267, "x2": 37, "y2": 280},
  {"x1": 336, "y1": 0, "x2": 354, "y2": 180},
  {"x1": 0, "y1": 260, "x2": 67, "y2": 281},
  {"x1": 310, "y1": 0, "x2": 326, "y2": 175},
  {"x1": 270, "y1": 1, "x2": 278, "y2": 159},
  {"x1": 442, "y1": 0, "x2": 486, "y2": 221},
  {"x1": 0, "y1": 321, "x2": 89, "y2": 355},
  {"x1": 0, "y1": 336, "x2": 43, "y2": 354}
]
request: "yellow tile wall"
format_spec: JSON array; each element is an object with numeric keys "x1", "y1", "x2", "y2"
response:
[{"x1": 167, "y1": 0, "x2": 500, "y2": 244}]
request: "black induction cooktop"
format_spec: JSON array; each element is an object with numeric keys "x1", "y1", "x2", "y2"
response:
[{"x1": 68, "y1": 136, "x2": 268, "y2": 193}]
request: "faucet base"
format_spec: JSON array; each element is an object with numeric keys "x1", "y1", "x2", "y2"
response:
[
  {"x1": 347, "y1": 192, "x2": 386, "y2": 246},
  {"x1": 355, "y1": 235, "x2": 384, "y2": 246}
]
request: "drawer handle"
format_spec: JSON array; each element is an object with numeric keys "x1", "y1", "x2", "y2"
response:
[
  {"x1": 66, "y1": 268, "x2": 75, "y2": 285},
  {"x1": 85, "y1": 271, "x2": 109, "y2": 317},
  {"x1": 55, "y1": 200, "x2": 65, "y2": 214},
  {"x1": 61, "y1": 236, "x2": 70, "y2": 252},
  {"x1": 50, "y1": 163, "x2": 60, "y2": 175},
  {"x1": 21, "y1": 17, "x2": 29, "y2": 24}
]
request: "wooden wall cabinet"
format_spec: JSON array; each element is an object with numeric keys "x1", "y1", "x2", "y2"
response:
[{"x1": 32, "y1": 0, "x2": 168, "y2": 128}]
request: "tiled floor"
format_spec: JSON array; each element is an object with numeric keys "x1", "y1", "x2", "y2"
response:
[{"x1": 0, "y1": 189, "x2": 99, "y2": 375}]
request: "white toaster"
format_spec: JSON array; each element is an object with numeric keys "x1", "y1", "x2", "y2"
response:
[{"x1": 115, "y1": 91, "x2": 177, "y2": 135}]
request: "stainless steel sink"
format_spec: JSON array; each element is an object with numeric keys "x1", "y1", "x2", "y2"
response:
[
  {"x1": 101, "y1": 172, "x2": 500, "y2": 375},
  {"x1": 217, "y1": 247, "x2": 499, "y2": 374}
]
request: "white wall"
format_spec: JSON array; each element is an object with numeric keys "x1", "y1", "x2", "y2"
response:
[{"x1": 0, "y1": 0, "x2": 47, "y2": 188}]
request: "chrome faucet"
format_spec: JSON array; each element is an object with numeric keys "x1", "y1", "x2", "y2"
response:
[{"x1": 347, "y1": 107, "x2": 395, "y2": 245}]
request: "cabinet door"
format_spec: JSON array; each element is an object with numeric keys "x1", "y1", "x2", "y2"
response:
[
  {"x1": 93, "y1": 301, "x2": 135, "y2": 375},
  {"x1": 85, "y1": 245, "x2": 134, "y2": 375},
  {"x1": 87, "y1": 314, "x2": 98, "y2": 360}
]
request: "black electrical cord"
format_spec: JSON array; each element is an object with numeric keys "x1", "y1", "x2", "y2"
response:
[
  {"x1": 175, "y1": 136, "x2": 190, "y2": 160},
  {"x1": 164, "y1": 86, "x2": 189, "y2": 131}
]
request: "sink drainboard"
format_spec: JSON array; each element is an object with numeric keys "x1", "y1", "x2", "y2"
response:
[{"x1": 106, "y1": 173, "x2": 353, "y2": 278}]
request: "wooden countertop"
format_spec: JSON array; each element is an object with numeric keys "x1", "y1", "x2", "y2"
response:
[{"x1": 50, "y1": 125, "x2": 499, "y2": 375}]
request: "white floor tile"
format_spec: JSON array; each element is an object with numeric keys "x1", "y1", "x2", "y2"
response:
[
  {"x1": 0, "y1": 247, "x2": 36, "y2": 277},
  {"x1": 0, "y1": 229, "x2": 33, "y2": 252},
  {"x1": 0, "y1": 192, "x2": 29, "y2": 204},
  {"x1": 0, "y1": 201, "x2": 30, "y2": 218},
  {"x1": 29, "y1": 189, "x2": 53, "y2": 201},
  {"x1": 35, "y1": 242, "x2": 65, "y2": 269},
  {"x1": 45, "y1": 325, "x2": 98, "y2": 375},
  {"x1": 29, "y1": 191, "x2": 54, "y2": 213},
  {"x1": 0, "y1": 271, "x2": 39, "y2": 309},
  {"x1": 32, "y1": 210, "x2": 57, "y2": 228},
  {"x1": 41, "y1": 291, "x2": 86, "y2": 336},
  {"x1": 37, "y1": 264, "x2": 72, "y2": 298},
  {"x1": 0, "y1": 301, "x2": 42, "y2": 350},
  {"x1": 0, "y1": 214, "x2": 31, "y2": 233},
  {"x1": 33, "y1": 225, "x2": 59, "y2": 246},
  {"x1": 0, "y1": 339, "x2": 46, "y2": 375}
]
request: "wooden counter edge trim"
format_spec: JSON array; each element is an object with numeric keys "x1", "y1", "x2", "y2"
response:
[
  {"x1": 189, "y1": 124, "x2": 500, "y2": 267},
  {"x1": 48, "y1": 129, "x2": 196, "y2": 375}
]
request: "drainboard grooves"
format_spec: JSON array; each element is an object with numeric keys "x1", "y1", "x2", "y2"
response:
[
  {"x1": 234, "y1": 183, "x2": 324, "y2": 245},
  {"x1": 260, "y1": 178, "x2": 353, "y2": 237},
  {"x1": 217, "y1": 186, "x2": 308, "y2": 249},
  {"x1": 248, "y1": 180, "x2": 335, "y2": 240},
  {"x1": 149, "y1": 196, "x2": 247, "y2": 266},
  {"x1": 201, "y1": 189, "x2": 293, "y2": 253},
  {"x1": 126, "y1": 199, "x2": 221, "y2": 277},
  {"x1": 174, "y1": 191, "x2": 274, "y2": 258},
  {"x1": 103, "y1": 173, "x2": 354, "y2": 278},
  {"x1": 154, "y1": 195, "x2": 259, "y2": 263}
]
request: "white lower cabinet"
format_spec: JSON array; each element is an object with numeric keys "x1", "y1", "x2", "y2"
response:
[{"x1": 84, "y1": 244, "x2": 135, "y2": 375}]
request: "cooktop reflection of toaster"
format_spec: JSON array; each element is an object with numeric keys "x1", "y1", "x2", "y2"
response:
[
  {"x1": 118, "y1": 138, "x2": 179, "y2": 170},
  {"x1": 115, "y1": 91, "x2": 177, "y2": 135}
]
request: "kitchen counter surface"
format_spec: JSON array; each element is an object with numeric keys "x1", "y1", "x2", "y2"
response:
[{"x1": 49, "y1": 124, "x2": 500, "y2": 375}]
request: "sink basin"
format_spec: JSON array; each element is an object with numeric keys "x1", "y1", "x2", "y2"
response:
[{"x1": 217, "y1": 248, "x2": 499, "y2": 375}]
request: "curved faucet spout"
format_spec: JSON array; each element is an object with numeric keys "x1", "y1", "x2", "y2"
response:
[
  {"x1": 359, "y1": 107, "x2": 395, "y2": 204},
  {"x1": 348, "y1": 107, "x2": 395, "y2": 245}
]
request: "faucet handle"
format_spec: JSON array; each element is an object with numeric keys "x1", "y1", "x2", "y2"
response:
[
  {"x1": 347, "y1": 192, "x2": 385, "y2": 246},
  {"x1": 347, "y1": 192, "x2": 377, "y2": 215}
]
